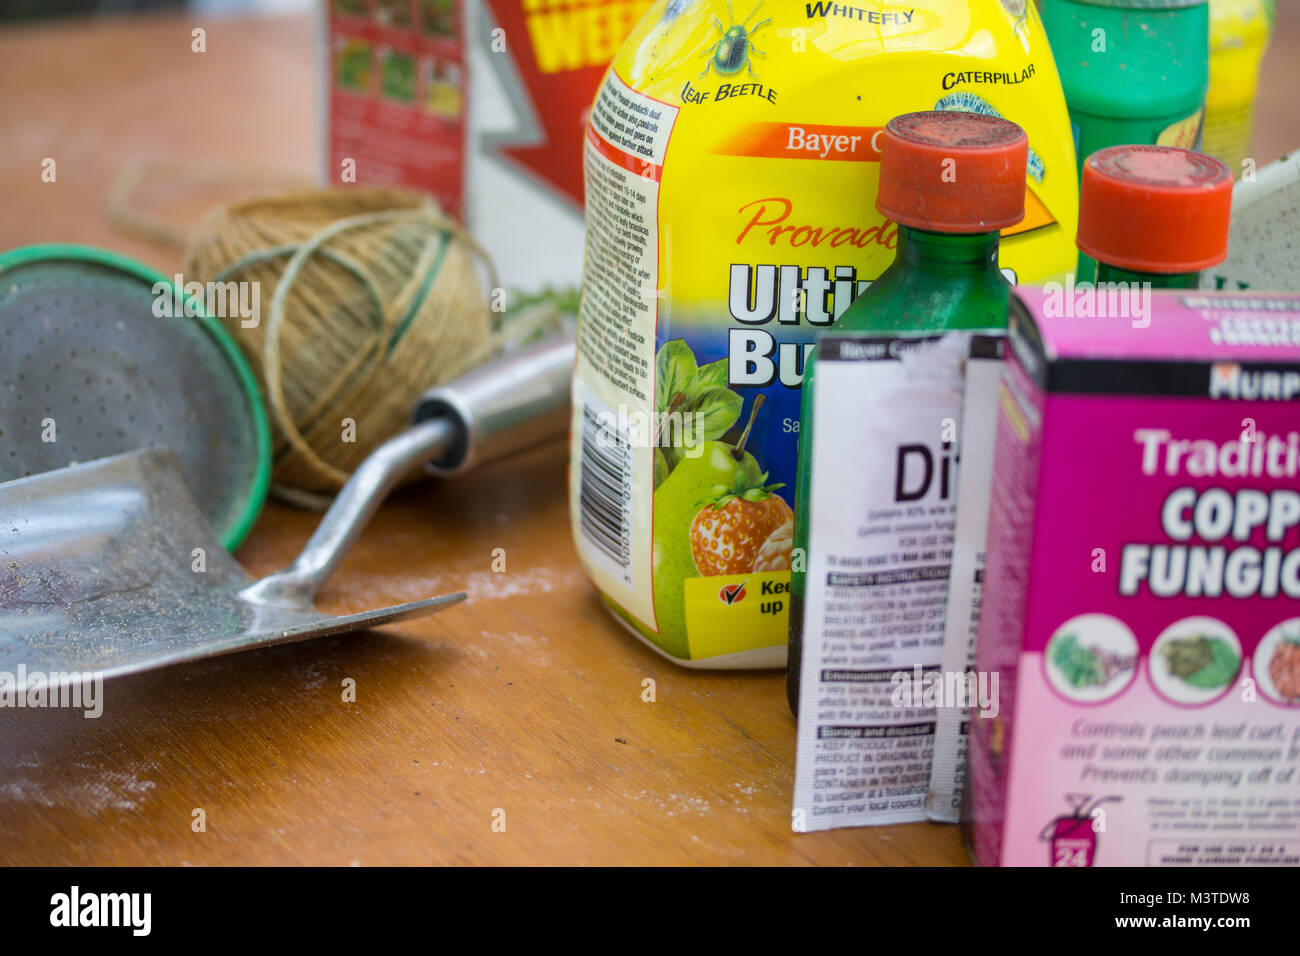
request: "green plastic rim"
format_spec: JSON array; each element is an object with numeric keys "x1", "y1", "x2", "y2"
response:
[{"x1": 0, "y1": 242, "x2": 272, "y2": 552}]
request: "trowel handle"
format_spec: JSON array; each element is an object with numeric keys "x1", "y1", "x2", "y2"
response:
[
  {"x1": 412, "y1": 331, "x2": 576, "y2": 476},
  {"x1": 245, "y1": 333, "x2": 576, "y2": 609}
]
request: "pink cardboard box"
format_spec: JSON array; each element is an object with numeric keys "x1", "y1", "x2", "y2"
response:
[{"x1": 970, "y1": 288, "x2": 1300, "y2": 867}]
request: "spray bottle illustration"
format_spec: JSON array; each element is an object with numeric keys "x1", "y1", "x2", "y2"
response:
[{"x1": 1040, "y1": 794, "x2": 1121, "y2": 867}]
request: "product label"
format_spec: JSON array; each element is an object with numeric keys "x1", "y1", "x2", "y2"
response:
[
  {"x1": 571, "y1": 0, "x2": 1077, "y2": 665},
  {"x1": 972, "y1": 293, "x2": 1300, "y2": 867},
  {"x1": 1156, "y1": 106, "x2": 1205, "y2": 151},
  {"x1": 571, "y1": 72, "x2": 676, "y2": 630},
  {"x1": 326, "y1": 0, "x2": 469, "y2": 217},
  {"x1": 324, "y1": 1, "x2": 651, "y2": 291},
  {"x1": 928, "y1": 334, "x2": 1004, "y2": 822},
  {"x1": 793, "y1": 333, "x2": 972, "y2": 830}
]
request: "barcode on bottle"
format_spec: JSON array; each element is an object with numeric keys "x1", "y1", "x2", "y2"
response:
[{"x1": 578, "y1": 402, "x2": 633, "y2": 570}]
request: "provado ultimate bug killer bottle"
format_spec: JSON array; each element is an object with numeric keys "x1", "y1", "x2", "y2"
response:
[
  {"x1": 787, "y1": 111, "x2": 1030, "y2": 715},
  {"x1": 1075, "y1": 144, "x2": 1234, "y2": 290},
  {"x1": 568, "y1": 0, "x2": 1079, "y2": 670}
]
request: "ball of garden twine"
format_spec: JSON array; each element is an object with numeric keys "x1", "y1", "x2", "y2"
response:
[{"x1": 182, "y1": 186, "x2": 498, "y2": 505}]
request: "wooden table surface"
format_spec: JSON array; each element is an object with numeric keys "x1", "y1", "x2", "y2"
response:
[{"x1": 0, "y1": 9, "x2": 1295, "y2": 867}]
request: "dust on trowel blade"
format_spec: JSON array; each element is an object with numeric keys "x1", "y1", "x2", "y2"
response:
[{"x1": 0, "y1": 449, "x2": 457, "y2": 686}]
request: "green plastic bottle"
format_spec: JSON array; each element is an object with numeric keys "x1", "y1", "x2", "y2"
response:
[
  {"x1": 1076, "y1": 144, "x2": 1234, "y2": 289},
  {"x1": 1042, "y1": 0, "x2": 1210, "y2": 275},
  {"x1": 786, "y1": 111, "x2": 1029, "y2": 715}
]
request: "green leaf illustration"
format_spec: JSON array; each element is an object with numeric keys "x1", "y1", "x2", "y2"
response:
[
  {"x1": 1051, "y1": 634, "x2": 1102, "y2": 688},
  {"x1": 655, "y1": 339, "x2": 698, "y2": 414},
  {"x1": 1180, "y1": 637, "x2": 1240, "y2": 689},
  {"x1": 680, "y1": 385, "x2": 742, "y2": 444},
  {"x1": 696, "y1": 357, "x2": 730, "y2": 390}
]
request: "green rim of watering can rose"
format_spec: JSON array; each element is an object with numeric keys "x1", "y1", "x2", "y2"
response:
[{"x1": 0, "y1": 242, "x2": 272, "y2": 551}]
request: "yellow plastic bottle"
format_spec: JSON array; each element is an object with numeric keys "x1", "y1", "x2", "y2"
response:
[
  {"x1": 570, "y1": 0, "x2": 1079, "y2": 668},
  {"x1": 1204, "y1": 0, "x2": 1275, "y2": 177}
]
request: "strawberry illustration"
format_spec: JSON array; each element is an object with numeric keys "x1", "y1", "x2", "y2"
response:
[{"x1": 689, "y1": 471, "x2": 792, "y2": 576}]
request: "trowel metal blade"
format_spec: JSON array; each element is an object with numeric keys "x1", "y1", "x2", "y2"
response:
[{"x1": 0, "y1": 449, "x2": 462, "y2": 689}]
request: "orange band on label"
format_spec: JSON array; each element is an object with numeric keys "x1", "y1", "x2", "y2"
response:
[{"x1": 715, "y1": 123, "x2": 885, "y2": 162}]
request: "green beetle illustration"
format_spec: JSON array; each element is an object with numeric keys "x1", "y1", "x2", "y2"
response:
[{"x1": 701, "y1": 1, "x2": 770, "y2": 78}]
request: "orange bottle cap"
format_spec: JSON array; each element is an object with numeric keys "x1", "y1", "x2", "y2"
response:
[
  {"x1": 1077, "y1": 145, "x2": 1233, "y2": 274},
  {"x1": 876, "y1": 111, "x2": 1029, "y2": 234}
]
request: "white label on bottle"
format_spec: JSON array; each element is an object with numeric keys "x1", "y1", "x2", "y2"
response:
[
  {"x1": 928, "y1": 335, "x2": 1004, "y2": 822},
  {"x1": 792, "y1": 332, "x2": 972, "y2": 831}
]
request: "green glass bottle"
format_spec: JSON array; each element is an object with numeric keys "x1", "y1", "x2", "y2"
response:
[
  {"x1": 1077, "y1": 144, "x2": 1234, "y2": 290},
  {"x1": 786, "y1": 111, "x2": 1030, "y2": 716}
]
